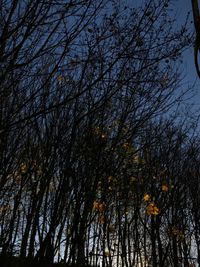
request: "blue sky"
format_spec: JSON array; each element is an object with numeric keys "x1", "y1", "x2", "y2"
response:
[
  {"x1": 174, "y1": 1, "x2": 200, "y2": 138},
  {"x1": 174, "y1": 0, "x2": 200, "y2": 109},
  {"x1": 131, "y1": 0, "x2": 200, "y2": 116},
  {"x1": 175, "y1": 0, "x2": 195, "y2": 78}
]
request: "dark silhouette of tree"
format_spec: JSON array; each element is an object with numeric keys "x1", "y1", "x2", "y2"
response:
[{"x1": 1, "y1": 1, "x2": 198, "y2": 267}]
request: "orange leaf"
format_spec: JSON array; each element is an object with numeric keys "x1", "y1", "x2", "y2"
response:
[
  {"x1": 146, "y1": 202, "x2": 160, "y2": 215},
  {"x1": 143, "y1": 193, "x2": 151, "y2": 202},
  {"x1": 162, "y1": 184, "x2": 169, "y2": 192},
  {"x1": 93, "y1": 201, "x2": 99, "y2": 210},
  {"x1": 98, "y1": 202, "x2": 106, "y2": 212},
  {"x1": 99, "y1": 215, "x2": 106, "y2": 224}
]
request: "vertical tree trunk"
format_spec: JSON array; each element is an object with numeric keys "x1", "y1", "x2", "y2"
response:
[
  {"x1": 156, "y1": 217, "x2": 163, "y2": 266},
  {"x1": 151, "y1": 217, "x2": 157, "y2": 267},
  {"x1": 172, "y1": 237, "x2": 179, "y2": 267}
]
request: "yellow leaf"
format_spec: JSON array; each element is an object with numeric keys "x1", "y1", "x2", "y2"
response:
[
  {"x1": 146, "y1": 202, "x2": 160, "y2": 215},
  {"x1": 57, "y1": 75, "x2": 62, "y2": 82},
  {"x1": 123, "y1": 142, "x2": 130, "y2": 148},
  {"x1": 162, "y1": 184, "x2": 169, "y2": 192},
  {"x1": 143, "y1": 193, "x2": 151, "y2": 202},
  {"x1": 104, "y1": 251, "x2": 110, "y2": 257},
  {"x1": 101, "y1": 133, "x2": 106, "y2": 139},
  {"x1": 20, "y1": 163, "x2": 27, "y2": 174}
]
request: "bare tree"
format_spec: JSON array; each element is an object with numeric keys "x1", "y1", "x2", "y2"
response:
[{"x1": 0, "y1": 1, "x2": 196, "y2": 267}]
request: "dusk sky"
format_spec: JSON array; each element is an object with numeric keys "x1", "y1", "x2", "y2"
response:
[
  {"x1": 130, "y1": 0, "x2": 200, "y2": 115},
  {"x1": 176, "y1": 0, "x2": 196, "y2": 78},
  {"x1": 173, "y1": 0, "x2": 200, "y2": 111},
  {"x1": 171, "y1": 1, "x2": 200, "y2": 136}
]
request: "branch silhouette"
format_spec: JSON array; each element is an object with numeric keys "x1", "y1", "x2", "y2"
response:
[{"x1": 192, "y1": 0, "x2": 200, "y2": 78}]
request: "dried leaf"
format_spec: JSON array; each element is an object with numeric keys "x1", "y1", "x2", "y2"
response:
[
  {"x1": 146, "y1": 202, "x2": 160, "y2": 215},
  {"x1": 143, "y1": 193, "x2": 151, "y2": 202}
]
